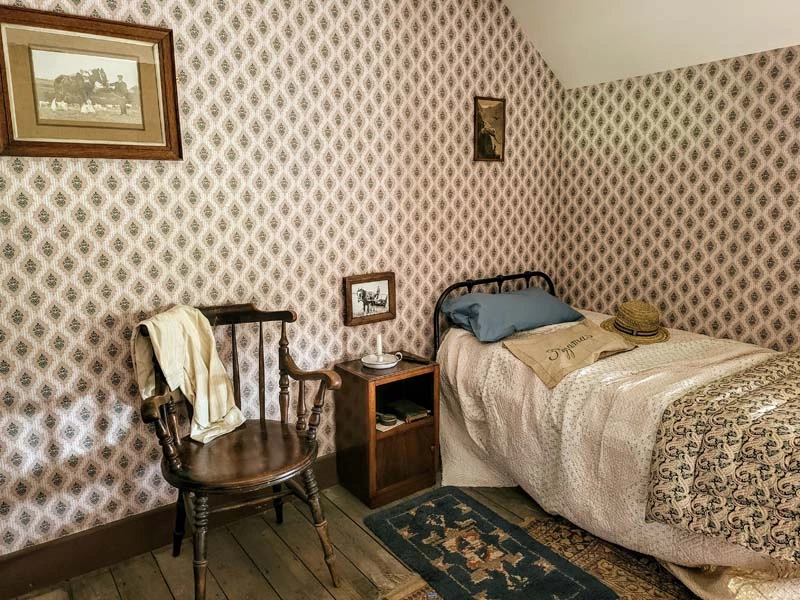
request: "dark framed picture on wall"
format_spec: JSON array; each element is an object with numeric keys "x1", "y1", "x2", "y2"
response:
[
  {"x1": 0, "y1": 5, "x2": 181, "y2": 159},
  {"x1": 473, "y1": 96, "x2": 505, "y2": 161},
  {"x1": 344, "y1": 271, "x2": 396, "y2": 326}
]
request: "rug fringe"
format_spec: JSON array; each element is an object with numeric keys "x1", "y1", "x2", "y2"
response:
[{"x1": 381, "y1": 575, "x2": 431, "y2": 600}]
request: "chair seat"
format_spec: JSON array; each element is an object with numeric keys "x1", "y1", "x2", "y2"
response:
[{"x1": 162, "y1": 419, "x2": 317, "y2": 492}]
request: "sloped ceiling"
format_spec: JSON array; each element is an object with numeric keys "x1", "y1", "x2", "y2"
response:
[{"x1": 505, "y1": 0, "x2": 800, "y2": 88}]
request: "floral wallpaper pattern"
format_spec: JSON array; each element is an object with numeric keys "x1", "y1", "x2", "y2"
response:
[
  {"x1": 4, "y1": 0, "x2": 798, "y2": 559},
  {"x1": 0, "y1": 0, "x2": 561, "y2": 553},
  {"x1": 557, "y1": 46, "x2": 800, "y2": 351}
]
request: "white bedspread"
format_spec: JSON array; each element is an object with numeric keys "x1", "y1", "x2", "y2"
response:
[{"x1": 439, "y1": 311, "x2": 800, "y2": 598}]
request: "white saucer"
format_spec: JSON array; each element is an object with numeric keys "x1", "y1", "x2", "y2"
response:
[{"x1": 361, "y1": 352, "x2": 403, "y2": 369}]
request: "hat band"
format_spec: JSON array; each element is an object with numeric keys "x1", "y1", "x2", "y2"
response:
[{"x1": 613, "y1": 321, "x2": 660, "y2": 337}]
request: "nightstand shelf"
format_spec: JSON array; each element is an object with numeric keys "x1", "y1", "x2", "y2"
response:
[
  {"x1": 334, "y1": 353, "x2": 439, "y2": 508},
  {"x1": 375, "y1": 415, "x2": 434, "y2": 441}
]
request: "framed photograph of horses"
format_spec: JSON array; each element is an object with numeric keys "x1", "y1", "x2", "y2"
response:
[
  {"x1": 343, "y1": 272, "x2": 397, "y2": 326},
  {"x1": 0, "y1": 6, "x2": 181, "y2": 159}
]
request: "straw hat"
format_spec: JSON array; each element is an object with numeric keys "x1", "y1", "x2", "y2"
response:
[{"x1": 601, "y1": 300, "x2": 669, "y2": 345}]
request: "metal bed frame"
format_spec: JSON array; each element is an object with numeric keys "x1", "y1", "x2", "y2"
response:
[{"x1": 431, "y1": 270, "x2": 555, "y2": 357}]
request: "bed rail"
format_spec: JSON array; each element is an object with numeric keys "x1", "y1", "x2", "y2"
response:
[{"x1": 432, "y1": 270, "x2": 555, "y2": 358}]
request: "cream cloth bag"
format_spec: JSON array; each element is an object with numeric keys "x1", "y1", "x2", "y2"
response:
[
  {"x1": 131, "y1": 305, "x2": 246, "y2": 443},
  {"x1": 503, "y1": 319, "x2": 635, "y2": 388}
]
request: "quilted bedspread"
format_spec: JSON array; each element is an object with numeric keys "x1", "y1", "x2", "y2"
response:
[
  {"x1": 647, "y1": 351, "x2": 800, "y2": 563},
  {"x1": 439, "y1": 311, "x2": 777, "y2": 570}
]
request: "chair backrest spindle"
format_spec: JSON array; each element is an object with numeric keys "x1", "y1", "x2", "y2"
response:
[
  {"x1": 230, "y1": 323, "x2": 241, "y2": 409},
  {"x1": 296, "y1": 381, "x2": 307, "y2": 431},
  {"x1": 278, "y1": 321, "x2": 290, "y2": 424},
  {"x1": 198, "y1": 303, "x2": 298, "y2": 426},
  {"x1": 258, "y1": 321, "x2": 266, "y2": 423}
]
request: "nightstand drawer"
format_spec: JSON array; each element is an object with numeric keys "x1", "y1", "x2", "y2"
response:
[{"x1": 375, "y1": 423, "x2": 435, "y2": 490}]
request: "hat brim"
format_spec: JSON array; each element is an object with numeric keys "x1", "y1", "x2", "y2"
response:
[{"x1": 600, "y1": 317, "x2": 670, "y2": 345}]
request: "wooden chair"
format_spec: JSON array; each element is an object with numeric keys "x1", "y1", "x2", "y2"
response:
[{"x1": 139, "y1": 303, "x2": 341, "y2": 600}]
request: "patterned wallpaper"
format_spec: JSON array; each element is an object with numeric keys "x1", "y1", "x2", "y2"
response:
[
  {"x1": 0, "y1": 1, "x2": 562, "y2": 553},
  {"x1": 557, "y1": 45, "x2": 800, "y2": 352}
]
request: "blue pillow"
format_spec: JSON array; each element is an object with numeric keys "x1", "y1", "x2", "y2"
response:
[{"x1": 442, "y1": 287, "x2": 582, "y2": 343}]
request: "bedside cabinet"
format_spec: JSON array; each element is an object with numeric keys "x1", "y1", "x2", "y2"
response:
[{"x1": 334, "y1": 354, "x2": 439, "y2": 508}]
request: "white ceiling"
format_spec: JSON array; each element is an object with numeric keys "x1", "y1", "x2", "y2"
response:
[{"x1": 505, "y1": 0, "x2": 800, "y2": 89}]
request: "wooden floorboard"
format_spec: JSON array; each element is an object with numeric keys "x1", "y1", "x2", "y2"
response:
[
  {"x1": 153, "y1": 542, "x2": 227, "y2": 600},
  {"x1": 206, "y1": 528, "x2": 280, "y2": 600},
  {"x1": 323, "y1": 486, "x2": 385, "y2": 546},
  {"x1": 14, "y1": 590, "x2": 69, "y2": 600},
  {"x1": 266, "y1": 503, "x2": 379, "y2": 600},
  {"x1": 463, "y1": 487, "x2": 524, "y2": 524},
  {"x1": 473, "y1": 486, "x2": 548, "y2": 522},
  {"x1": 70, "y1": 569, "x2": 121, "y2": 600},
  {"x1": 302, "y1": 496, "x2": 414, "y2": 593},
  {"x1": 111, "y1": 553, "x2": 173, "y2": 600},
  {"x1": 228, "y1": 515, "x2": 334, "y2": 600},
  {"x1": 323, "y1": 484, "x2": 439, "y2": 569},
  {"x1": 323, "y1": 486, "x2": 374, "y2": 522},
  {"x1": 14, "y1": 484, "x2": 559, "y2": 600}
]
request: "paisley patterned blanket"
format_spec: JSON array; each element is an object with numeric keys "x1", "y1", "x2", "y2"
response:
[{"x1": 647, "y1": 351, "x2": 800, "y2": 563}]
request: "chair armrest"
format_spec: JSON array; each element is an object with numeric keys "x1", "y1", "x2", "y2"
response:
[
  {"x1": 141, "y1": 392, "x2": 173, "y2": 423},
  {"x1": 281, "y1": 351, "x2": 340, "y2": 441},
  {"x1": 140, "y1": 391, "x2": 183, "y2": 470},
  {"x1": 283, "y1": 353, "x2": 342, "y2": 390}
]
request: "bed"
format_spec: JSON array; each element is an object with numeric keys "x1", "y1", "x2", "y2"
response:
[{"x1": 433, "y1": 271, "x2": 800, "y2": 600}]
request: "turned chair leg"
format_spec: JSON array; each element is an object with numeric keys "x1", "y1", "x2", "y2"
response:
[
  {"x1": 173, "y1": 489, "x2": 187, "y2": 557},
  {"x1": 192, "y1": 493, "x2": 209, "y2": 600},
  {"x1": 302, "y1": 468, "x2": 340, "y2": 587},
  {"x1": 272, "y1": 484, "x2": 284, "y2": 524}
]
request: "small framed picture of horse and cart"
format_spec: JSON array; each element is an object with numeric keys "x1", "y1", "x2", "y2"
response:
[
  {"x1": 344, "y1": 271, "x2": 396, "y2": 326},
  {"x1": 0, "y1": 6, "x2": 181, "y2": 159}
]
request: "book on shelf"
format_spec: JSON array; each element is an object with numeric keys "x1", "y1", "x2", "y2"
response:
[
  {"x1": 384, "y1": 398, "x2": 430, "y2": 423},
  {"x1": 376, "y1": 419, "x2": 404, "y2": 433}
]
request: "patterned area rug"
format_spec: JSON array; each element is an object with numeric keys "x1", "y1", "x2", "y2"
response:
[
  {"x1": 366, "y1": 487, "x2": 618, "y2": 599},
  {"x1": 377, "y1": 488, "x2": 697, "y2": 600},
  {"x1": 525, "y1": 515, "x2": 696, "y2": 600}
]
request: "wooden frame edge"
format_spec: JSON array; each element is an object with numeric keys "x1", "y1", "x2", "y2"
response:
[
  {"x1": 0, "y1": 54, "x2": 7, "y2": 156},
  {"x1": 343, "y1": 271, "x2": 396, "y2": 326},
  {"x1": 473, "y1": 95, "x2": 506, "y2": 162},
  {"x1": 0, "y1": 5, "x2": 182, "y2": 160}
]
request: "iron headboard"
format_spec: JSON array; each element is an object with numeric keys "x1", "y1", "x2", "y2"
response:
[{"x1": 432, "y1": 270, "x2": 555, "y2": 357}]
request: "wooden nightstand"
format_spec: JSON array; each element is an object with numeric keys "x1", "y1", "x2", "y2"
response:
[{"x1": 334, "y1": 353, "x2": 439, "y2": 508}]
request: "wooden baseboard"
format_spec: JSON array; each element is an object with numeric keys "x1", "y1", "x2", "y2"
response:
[{"x1": 0, "y1": 452, "x2": 337, "y2": 599}]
